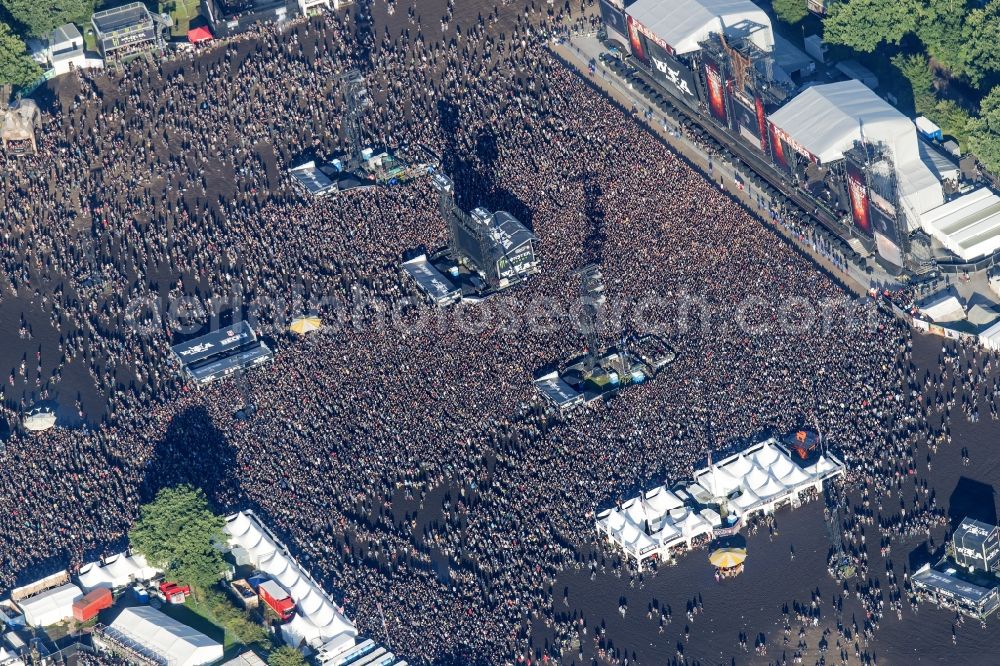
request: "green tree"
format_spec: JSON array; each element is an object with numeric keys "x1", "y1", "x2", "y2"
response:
[
  {"x1": 129, "y1": 485, "x2": 226, "y2": 596},
  {"x1": 961, "y1": 0, "x2": 1000, "y2": 86},
  {"x1": 204, "y1": 592, "x2": 270, "y2": 647},
  {"x1": 969, "y1": 86, "x2": 1000, "y2": 172},
  {"x1": 0, "y1": 0, "x2": 95, "y2": 37},
  {"x1": 893, "y1": 53, "x2": 973, "y2": 146},
  {"x1": 0, "y1": 20, "x2": 40, "y2": 87},
  {"x1": 772, "y1": 0, "x2": 809, "y2": 25},
  {"x1": 267, "y1": 647, "x2": 307, "y2": 666},
  {"x1": 917, "y1": 0, "x2": 970, "y2": 79},
  {"x1": 823, "y1": 0, "x2": 920, "y2": 52},
  {"x1": 893, "y1": 53, "x2": 936, "y2": 115}
]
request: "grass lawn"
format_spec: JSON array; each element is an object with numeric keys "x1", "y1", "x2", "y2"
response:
[
  {"x1": 83, "y1": 29, "x2": 98, "y2": 54},
  {"x1": 162, "y1": 0, "x2": 202, "y2": 36},
  {"x1": 161, "y1": 598, "x2": 230, "y2": 648}
]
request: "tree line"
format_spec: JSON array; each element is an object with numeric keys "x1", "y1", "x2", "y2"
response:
[
  {"x1": 0, "y1": 0, "x2": 95, "y2": 87},
  {"x1": 774, "y1": 0, "x2": 1000, "y2": 174}
]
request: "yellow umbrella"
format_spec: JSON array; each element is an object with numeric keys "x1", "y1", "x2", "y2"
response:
[
  {"x1": 290, "y1": 316, "x2": 322, "y2": 335},
  {"x1": 709, "y1": 547, "x2": 747, "y2": 569}
]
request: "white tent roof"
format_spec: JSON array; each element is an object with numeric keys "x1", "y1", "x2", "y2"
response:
[
  {"x1": 227, "y1": 511, "x2": 253, "y2": 538},
  {"x1": 109, "y1": 606, "x2": 223, "y2": 666},
  {"x1": 676, "y1": 510, "x2": 713, "y2": 537},
  {"x1": 697, "y1": 464, "x2": 741, "y2": 497},
  {"x1": 917, "y1": 292, "x2": 965, "y2": 322},
  {"x1": 261, "y1": 551, "x2": 290, "y2": 577},
  {"x1": 643, "y1": 486, "x2": 683, "y2": 516},
  {"x1": 980, "y1": 318, "x2": 1000, "y2": 350},
  {"x1": 78, "y1": 564, "x2": 114, "y2": 591},
  {"x1": 767, "y1": 453, "x2": 795, "y2": 478},
  {"x1": 653, "y1": 519, "x2": 682, "y2": 544},
  {"x1": 754, "y1": 472, "x2": 789, "y2": 499},
  {"x1": 721, "y1": 452, "x2": 753, "y2": 478},
  {"x1": 79, "y1": 552, "x2": 159, "y2": 591},
  {"x1": 18, "y1": 583, "x2": 81, "y2": 627},
  {"x1": 804, "y1": 454, "x2": 844, "y2": 477},
  {"x1": 780, "y1": 464, "x2": 812, "y2": 487},
  {"x1": 744, "y1": 464, "x2": 769, "y2": 490},
  {"x1": 918, "y1": 188, "x2": 1000, "y2": 261},
  {"x1": 731, "y1": 488, "x2": 760, "y2": 513},
  {"x1": 752, "y1": 441, "x2": 782, "y2": 467},
  {"x1": 224, "y1": 512, "x2": 356, "y2": 649},
  {"x1": 768, "y1": 80, "x2": 943, "y2": 225},
  {"x1": 622, "y1": 498, "x2": 648, "y2": 527},
  {"x1": 626, "y1": 0, "x2": 773, "y2": 55}
]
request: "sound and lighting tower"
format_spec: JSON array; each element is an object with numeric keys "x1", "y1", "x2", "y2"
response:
[
  {"x1": 340, "y1": 68, "x2": 371, "y2": 172},
  {"x1": 575, "y1": 264, "x2": 606, "y2": 373},
  {"x1": 431, "y1": 172, "x2": 473, "y2": 262}
]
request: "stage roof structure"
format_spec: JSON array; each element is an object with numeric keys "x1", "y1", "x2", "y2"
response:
[
  {"x1": 918, "y1": 188, "x2": 1000, "y2": 261},
  {"x1": 533, "y1": 372, "x2": 584, "y2": 411},
  {"x1": 626, "y1": 0, "x2": 773, "y2": 55},
  {"x1": 288, "y1": 161, "x2": 336, "y2": 197},
  {"x1": 108, "y1": 606, "x2": 223, "y2": 666},
  {"x1": 768, "y1": 80, "x2": 943, "y2": 228},
  {"x1": 401, "y1": 255, "x2": 460, "y2": 306}
]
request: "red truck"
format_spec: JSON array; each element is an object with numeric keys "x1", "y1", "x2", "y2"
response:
[
  {"x1": 158, "y1": 581, "x2": 191, "y2": 604},
  {"x1": 72, "y1": 588, "x2": 113, "y2": 622},
  {"x1": 257, "y1": 580, "x2": 295, "y2": 621}
]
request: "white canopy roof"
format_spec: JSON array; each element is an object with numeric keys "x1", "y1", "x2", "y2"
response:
[
  {"x1": 722, "y1": 453, "x2": 754, "y2": 478},
  {"x1": 754, "y1": 472, "x2": 789, "y2": 499},
  {"x1": 697, "y1": 464, "x2": 741, "y2": 498},
  {"x1": 752, "y1": 442, "x2": 781, "y2": 468},
  {"x1": 918, "y1": 188, "x2": 1000, "y2": 261},
  {"x1": 643, "y1": 486, "x2": 684, "y2": 516},
  {"x1": 780, "y1": 464, "x2": 812, "y2": 487},
  {"x1": 980, "y1": 318, "x2": 1000, "y2": 350},
  {"x1": 109, "y1": 606, "x2": 223, "y2": 666},
  {"x1": 622, "y1": 498, "x2": 648, "y2": 528},
  {"x1": 626, "y1": 0, "x2": 773, "y2": 55},
  {"x1": 768, "y1": 80, "x2": 943, "y2": 226},
  {"x1": 917, "y1": 292, "x2": 965, "y2": 322},
  {"x1": 804, "y1": 454, "x2": 844, "y2": 477},
  {"x1": 18, "y1": 583, "x2": 81, "y2": 627},
  {"x1": 731, "y1": 488, "x2": 760, "y2": 513},
  {"x1": 224, "y1": 512, "x2": 356, "y2": 649},
  {"x1": 79, "y1": 552, "x2": 159, "y2": 591}
]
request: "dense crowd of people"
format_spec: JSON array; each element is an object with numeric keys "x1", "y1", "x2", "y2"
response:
[{"x1": 0, "y1": 0, "x2": 991, "y2": 663}]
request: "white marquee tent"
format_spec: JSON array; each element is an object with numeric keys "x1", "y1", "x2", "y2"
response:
[
  {"x1": 78, "y1": 552, "x2": 159, "y2": 591},
  {"x1": 917, "y1": 291, "x2": 966, "y2": 323},
  {"x1": 17, "y1": 583, "x2": 81, "y2": 627},
  {"x1": 107, "y1": 606, "x2": 223, "y2": 666},
  {"x1": 626, "y1": 0, "x2": 773, "y2": 55},
  {"x1": 598, "y1": 439, "x2": 846, "y2": 565},
  {"x1": 224, "y1": 512, "x2": 356, "y2": 649},
  {"x1": 917, "y1": 188, "x2": 1000, "y2": 261}
]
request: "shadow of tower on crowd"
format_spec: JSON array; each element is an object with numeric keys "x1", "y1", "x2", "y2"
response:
[
  {"x1": 436, "y1": 99, "x2": 534, "y2": 229},
  {"x1": 140, "y1": 404, "x2": 241, "y2": 508},
  {"x1": 948, "y1": 476, "x2": 997, "y2": 529}
]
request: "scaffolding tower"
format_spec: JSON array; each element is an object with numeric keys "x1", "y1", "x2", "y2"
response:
[
  {"x1": 340, "y1": 68, "x2": 371, "y2": 171},
  {"x1": 575, "y1": 264, "x2": 606, "y2": 373}
]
